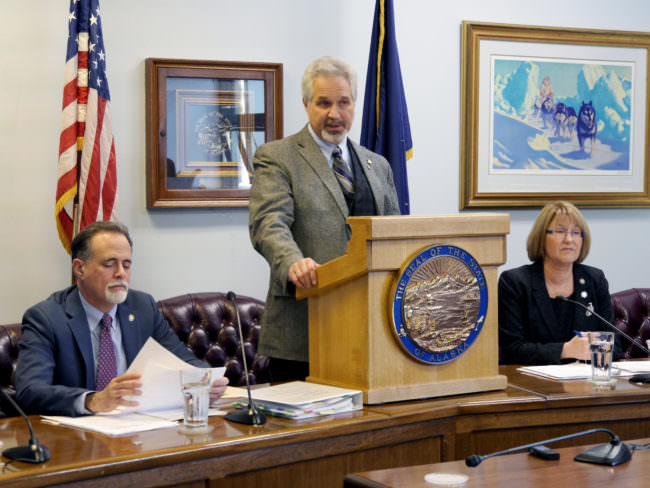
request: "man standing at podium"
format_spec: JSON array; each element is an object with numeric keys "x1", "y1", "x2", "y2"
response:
[{"x1": 249, "y1": 56, "x2": 399, "y2": 381}]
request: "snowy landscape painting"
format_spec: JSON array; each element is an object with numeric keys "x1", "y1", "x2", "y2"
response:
[{"x1": 491, "y1": 57, "x2": 633, "y2": 174}]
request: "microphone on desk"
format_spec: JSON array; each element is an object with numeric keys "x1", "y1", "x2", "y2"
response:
[
  {"x1": 0, "y1": 388, "x2": 50, "y2": 463},
  {"x1": 560, "y1": 296, "x2": 650, "y2": 383},
  {"x1": 466, "y1": 428, "x2": 631, "y2": 467},
  {"x1": 223, "y1": 291, "x2": 266, "y2": 426},
  {"x1": 560, "y1": 296, "x2": 650, "y2": 355}
]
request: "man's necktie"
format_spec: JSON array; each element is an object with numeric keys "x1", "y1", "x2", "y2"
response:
[
  {"x1": 96, "y1": 314, "x2": 117, "y2": 391},
  {"x1": 332, "y1": 146, "x2": 354, "y2": 194}
]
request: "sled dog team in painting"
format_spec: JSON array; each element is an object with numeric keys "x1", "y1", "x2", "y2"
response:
[{"x1": 533, "y1": 76, "x2": 598, "y2": 156}]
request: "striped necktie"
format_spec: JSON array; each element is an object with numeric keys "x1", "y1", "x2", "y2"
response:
[
  {"x1": 96, "y1": 314, "x2": 117, "y2": 391},
  {"x1": 332, "y1": 146, "x2": 354, "y2": 194}
]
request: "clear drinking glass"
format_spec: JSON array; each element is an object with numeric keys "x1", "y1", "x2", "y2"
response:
[
  {"x1": 180, "y1": 368, "x2": 211, "y2": 430},
  {"x1": 588, "y1": 331, "x2": 615, "y2": 384}
]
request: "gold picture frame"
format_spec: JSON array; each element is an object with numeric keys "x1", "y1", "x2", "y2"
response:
[{"x1": 460, "y1": 21, "x2": 650, "y2": 208}]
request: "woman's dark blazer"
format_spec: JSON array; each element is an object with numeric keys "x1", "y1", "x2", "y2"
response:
[{"x1": 498, "y1": 260, "x2": 621, "y2": 365}]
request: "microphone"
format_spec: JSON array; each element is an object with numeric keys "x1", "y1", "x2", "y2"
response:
[
  {"x1": 0, "y1": 388, "x2": 50, "y2": 463},
  {"x1": 223, "y1": 291, "x2": 266, "y2": 426},
  {"x1": 466, "y1": 428, "x2": 631, "y2": 467},
  {"x1": 561, "y1": 296, "x2": 650, "y2": 383},
  {"x1": 560, "y1": 296, "x2": 650, "y2": 355}
]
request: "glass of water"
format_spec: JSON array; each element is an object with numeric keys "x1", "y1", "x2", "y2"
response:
[
  {"x1": 180, "y1": 368, "x2": 211, "y2": 430},
  {"x1": 588, "y1": 331, "x2": 615, "y2": 384}
]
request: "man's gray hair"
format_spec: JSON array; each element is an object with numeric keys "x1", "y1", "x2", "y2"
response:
[{"x1": 302, "y1": 56, "x2": 358, "y2": 104}]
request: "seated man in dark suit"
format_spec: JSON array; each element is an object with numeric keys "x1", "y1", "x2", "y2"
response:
[{"x1": 15, "y1": 221, "x2": 228, "y2": 416}]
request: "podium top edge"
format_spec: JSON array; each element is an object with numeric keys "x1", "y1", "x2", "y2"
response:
[{"x1": 347, "y1": 213, "x2": 510, "y2": 238}]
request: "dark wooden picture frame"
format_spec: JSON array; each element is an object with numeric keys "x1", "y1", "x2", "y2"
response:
[{"x1": 145, "y1": 58, "x2": 283, "y2": 208}]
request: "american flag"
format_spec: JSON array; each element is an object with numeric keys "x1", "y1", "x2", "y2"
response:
[{"x1": 56, "y1": 0, "x2": 118, "y2": 254}]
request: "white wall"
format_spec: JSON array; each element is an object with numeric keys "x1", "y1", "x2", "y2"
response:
[{"x1": 1, "y1": 0, "x2": 649, "y2": 323}]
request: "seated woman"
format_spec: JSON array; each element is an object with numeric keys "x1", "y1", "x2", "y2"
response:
[{"x1": 499, "y1": 201, "x2": 622, "y2": 364}]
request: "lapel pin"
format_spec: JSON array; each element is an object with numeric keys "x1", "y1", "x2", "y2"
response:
[
  {"x1": 581, "y1": 291, "x2": 588, "y2": 298},
  {"x1": 579, "y1": 278, "x2": 585, "y2": 284},
  {"x1": 129, "y1": 314, "x2": 135, "y2": 322},
  {"x1": 367, "y1": 159, "x2": 372, "y2": 168}
]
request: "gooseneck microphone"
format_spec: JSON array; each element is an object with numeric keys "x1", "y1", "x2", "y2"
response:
[
  {"x1": 466, "y1": 428, "x2": 631, "y2": 467},
  {"x1": 0, "y1": 388, "x2": 50, "y2": 463},
  {"x1": 560, "y1": 296, "x2": 650, "y2": 356},
  {"x1": 223, "y1": 291, "x2": 266, "y2": 426}
]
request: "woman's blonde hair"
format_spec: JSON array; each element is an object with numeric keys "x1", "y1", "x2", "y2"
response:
[{"x1": 526, "y1": 201, "x2": 591, "y2": 263}]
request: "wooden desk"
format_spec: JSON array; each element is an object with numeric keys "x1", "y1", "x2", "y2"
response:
[
  {"x1": 2, "y1": 369, "x2": 650, "y2": 487},
  {"x1": 344, "y1": 437, "x2": 650, "y2": 487}
]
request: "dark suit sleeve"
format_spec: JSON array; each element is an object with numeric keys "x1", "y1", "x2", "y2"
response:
[
  {"x1": 15, "y1": 305, "x2": 89, "y2": 417},
  {"x1": 498, "y1": 270, "x2": 564, "y2": 365}
]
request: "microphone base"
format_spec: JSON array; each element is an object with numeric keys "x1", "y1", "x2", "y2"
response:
[
  {"x1": 225, "y1": 407, "x2": 266, "y2": 426},
  {"x1": 574, "y1": 442, "x2": 631, "y2": 466},
  {"x1": 3, "y1": 443, "x2": 51, "y2": 464}
]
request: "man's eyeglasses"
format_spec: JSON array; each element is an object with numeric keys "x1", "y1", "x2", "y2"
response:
[{"x1": 546, "y1": 229, "x2": 585, "y2": 238}]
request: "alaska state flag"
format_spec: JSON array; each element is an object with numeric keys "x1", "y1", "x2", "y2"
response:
[{"x1": 360, "y1": 0, "x2": 413, "y2": 215}]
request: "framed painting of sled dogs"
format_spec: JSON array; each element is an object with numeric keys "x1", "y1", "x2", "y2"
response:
[{"x1": 460, "y1": 21, "x2": 650, "y2": 208}]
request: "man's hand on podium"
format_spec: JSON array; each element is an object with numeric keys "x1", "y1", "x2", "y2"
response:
[{"x1": 289, "y1": 258, "x2": 319, "y2": 288}]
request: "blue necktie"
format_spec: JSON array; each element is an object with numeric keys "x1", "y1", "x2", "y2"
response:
[{"x1": 332, "y1": 146, "x2": 354, "y2": 194}]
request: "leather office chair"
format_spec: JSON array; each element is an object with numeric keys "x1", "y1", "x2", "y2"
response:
[
  {"x1": 157, "y1": 292, "x2": 270, "y2": 387},
  {"x1": 611, "y1": 288, "x2": 650, "y2": 358}
]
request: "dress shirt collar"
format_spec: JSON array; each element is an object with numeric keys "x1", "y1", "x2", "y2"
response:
[
  {"x1": 78, "y1": 292, "x2": 118, "y2": 330},
  {"x1": 307, "y1": 123, "x2": 350, "y2": 168}
]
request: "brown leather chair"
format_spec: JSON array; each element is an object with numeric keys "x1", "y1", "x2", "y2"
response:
[
  {"x1": 0, "y1": 324, "x2": 21, "y2": 417},
  {"x1": 0, "y1": 291, "x2": 269, "y2": 417},
  {"x1": 157, "y1": 292, "x2": 270, "y2": 387},
  {"x1": 611, "y1": 288, "x2": 650, "y2": 358}
]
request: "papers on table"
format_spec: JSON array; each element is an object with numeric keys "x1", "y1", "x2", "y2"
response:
[
  {"x1": 42, "y1": 412, "x2": 177, "y2": 436},
  {"x1": 40, "y1": 338, "x2": 226, "y2": 436},
  {"x1": 232, "y1": 381, "x2": 362, "y2": 419},
  {"x1": 122, "y1": 338, "x2": 225, "y2": 414},
  {"x1": 518, "y1": 360, "x2": 650, "y2": 380}
]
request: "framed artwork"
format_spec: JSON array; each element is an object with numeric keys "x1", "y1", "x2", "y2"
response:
[
  {"x1": 460, "y1": 21, "x2": 650, "y2": 208},
  {"x1": 145, "y1": 58, "x2": 282, "y2": 208}
]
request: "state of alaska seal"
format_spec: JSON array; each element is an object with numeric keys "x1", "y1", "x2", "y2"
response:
[{"x1": 390, "y1": 245, "x2": 487, "y2": 364}]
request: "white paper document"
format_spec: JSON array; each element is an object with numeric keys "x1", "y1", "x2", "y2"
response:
[
  {"x1": 42, "y1": 412, "x2": 177, "y2": 436},
  {"x1": 518, "y1": 360, "x2": 650, "y2": 380},
  {"x1": 40, "y1": 338, "x2": 226, "y2": 435},
  {"x1": 122, "y1": 337, "x2": 225, "y2": 413}
]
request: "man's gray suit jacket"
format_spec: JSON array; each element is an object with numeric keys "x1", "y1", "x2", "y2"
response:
[{"x1": 249, "y1": 125, "x2": 400, "y2": 362}]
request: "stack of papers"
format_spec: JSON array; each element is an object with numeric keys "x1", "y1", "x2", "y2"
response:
[
  {"x1": 518, "y1": 360, "x2": 650, "y2": 380},
  {"x1": 232, "y1": 381, "x2": 362, "y2": 419}
]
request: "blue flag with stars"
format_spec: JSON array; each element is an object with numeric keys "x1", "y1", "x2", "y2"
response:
[{"x1": 360, "y1": 0, "x2": 413, "y2": 215}]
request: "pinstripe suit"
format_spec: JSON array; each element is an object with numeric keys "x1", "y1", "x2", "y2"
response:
[{"x1": 249, "y1": 125, "x2": 399, "y2": 362}]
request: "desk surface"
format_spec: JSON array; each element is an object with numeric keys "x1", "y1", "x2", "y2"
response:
[
  {"x1": 2, "y1": 368, "x2": 650, "y2": 488},
  {"x1": 344, "y1": 438, "x2": 650, "y2": 488}
]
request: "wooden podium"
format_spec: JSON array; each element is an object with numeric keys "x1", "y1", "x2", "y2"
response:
[{"x1": 297, "y1": 213, "x2": 510, "y2": 404}]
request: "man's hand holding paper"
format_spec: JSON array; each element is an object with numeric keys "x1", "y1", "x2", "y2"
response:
[{"x1": 115, "y1": 338, "x2": 227, "y2": 414}]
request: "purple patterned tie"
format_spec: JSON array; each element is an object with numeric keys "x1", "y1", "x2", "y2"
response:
[
  {"x1": 332, "y1": 146, "x2": 354, "y2": 194},
  {"x1": 96, "y1": 314, "x2": 117, "y2": 391}
]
